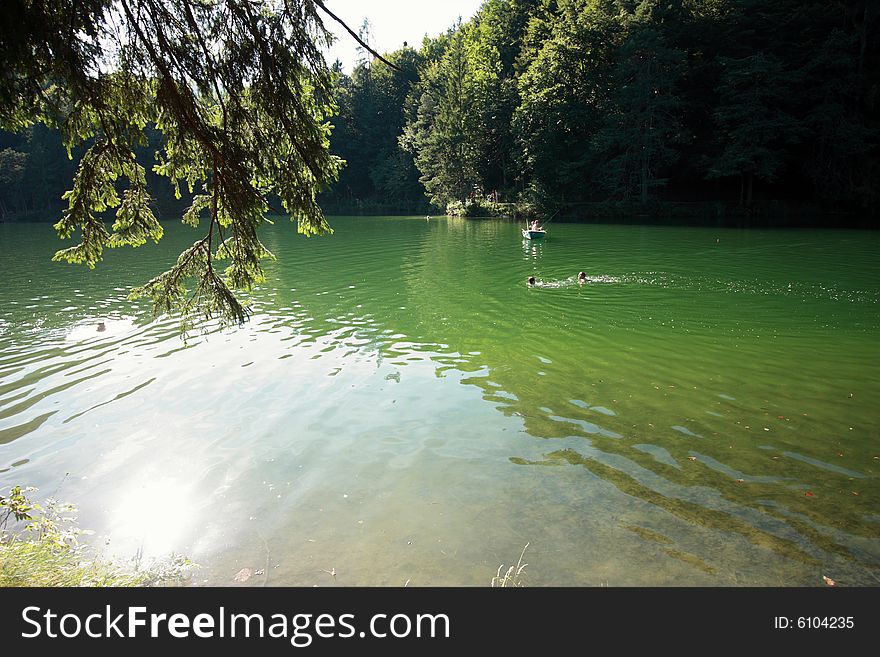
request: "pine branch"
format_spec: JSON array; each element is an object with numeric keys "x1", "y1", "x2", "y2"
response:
[{"x1": 311, "y1": 0, "x2": 402, "y2": 72}]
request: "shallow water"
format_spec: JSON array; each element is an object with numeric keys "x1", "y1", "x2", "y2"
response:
[{"x1": 1, "y1": 216, "x2": 878, "y2": 586}]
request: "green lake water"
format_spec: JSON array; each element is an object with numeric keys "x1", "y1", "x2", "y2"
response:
[{"x1": 1, "y1": 216, "x2": 878, "y2": 586}]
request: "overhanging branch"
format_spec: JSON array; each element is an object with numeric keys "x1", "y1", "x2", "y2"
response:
[{"x1": 312, "y1": 0, "x2": 402, "y2": 72}]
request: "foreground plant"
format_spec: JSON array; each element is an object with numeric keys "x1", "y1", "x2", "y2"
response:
[
  {"x1": 1, "y1": 485, "x2": 192, "y2": 587},
  {"x1": 491, "y1": 542, "x2": 529, "y2": 588}
]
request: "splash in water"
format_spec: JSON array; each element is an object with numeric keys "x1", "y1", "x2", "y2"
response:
[{"x1": 530, "y1": 274, "x2": 622, "y2": 288}]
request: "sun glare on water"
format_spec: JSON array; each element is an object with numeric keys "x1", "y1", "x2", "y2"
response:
[{"x1": 105, "y1": 475, "x2": 196, "y2": 559}]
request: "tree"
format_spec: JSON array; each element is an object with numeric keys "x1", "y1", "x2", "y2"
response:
[
  {"x1": 592, "y1": 4, "x2": 686, "y2": 203},
  {"x1": 800, "y1": 28, "x2": 874, "y2": 202},
  {"x1": 367, "y1": 51, "x2": 425, "y2": 209},
  {"x1": 0, "y1": 148, "x2": 27, "y2": 219},
  {"x1": 464, "y1": 0, "x2": 536, "y2": 194},
  {"x1": 513, "y1": 0, "x2": 619, "y2": 206},
  {"x1": 0, "y1": 0, "x2": 348, "y2": 328},
  {"x1": 402, "y1": 27, "x2": 481, "y2": 209},
  {"x1": 323, "y1": 46, "x2": 425, "y2": 213},
  {"x1": 706, "y1": 52, "x2": 802, "y2": 206}
]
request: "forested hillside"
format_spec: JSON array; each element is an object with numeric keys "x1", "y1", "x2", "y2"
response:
[
  {"x1": 2, "y1": 0, "x2": 878, "y2": 224},
  {"x1": 324, "y1": 0, "x2": 879, "y2": 223}
]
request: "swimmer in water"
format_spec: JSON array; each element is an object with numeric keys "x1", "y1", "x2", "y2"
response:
[
  {"x1": 528, "y1": 276, "x2": 536, "y2": 287},
  {"x1": 578, "y1": 271, "x2": 587, "y2": 284}
]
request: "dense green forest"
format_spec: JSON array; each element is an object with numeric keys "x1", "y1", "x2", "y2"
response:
[
  {"x1": 2, "y1": 0, "x2": 878, "y2": 225},
  {"x1": 324, "y1": 0, "x2": 880, "y2": 223}
]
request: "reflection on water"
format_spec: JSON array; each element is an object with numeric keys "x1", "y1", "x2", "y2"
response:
[{"x1": 0, "y1": 217, "x2": 878, "y2": 586}]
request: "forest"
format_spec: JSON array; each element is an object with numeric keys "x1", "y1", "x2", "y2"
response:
[{"x1": 2, "y1": 0, "x2": 878, "y2": 226}]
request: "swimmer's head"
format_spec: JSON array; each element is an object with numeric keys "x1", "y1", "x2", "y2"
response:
[{"x1": 527, "y1": 276, "x2": 536, "y2": 286}]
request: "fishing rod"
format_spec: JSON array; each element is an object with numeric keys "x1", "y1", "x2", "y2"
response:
[
  {"x1": 527, "y1": 206, "x2": 561, "y2": 229},
  {"x1": 544, "y1": 207, "x2": 561, "y2": 225}
]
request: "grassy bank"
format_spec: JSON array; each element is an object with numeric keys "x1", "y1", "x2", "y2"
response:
[{"x1": 0, "y1": 539, "x2": 150, "y2": 587}]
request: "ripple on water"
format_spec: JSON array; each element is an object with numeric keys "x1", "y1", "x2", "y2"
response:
[{"x1": 0, "y1": 219, "x2": 877, "y2": 586}]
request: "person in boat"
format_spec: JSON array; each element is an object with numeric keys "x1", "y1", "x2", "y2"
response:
[
  {"x1": 578, "y1": 272, "x2": 587, "y2": 284},
  {"x1": 527, "y1": 276, "x2": 536, "y2": 287},
  {"x1": 529, "y1": 219, "x2": 544, "y2": 232}
]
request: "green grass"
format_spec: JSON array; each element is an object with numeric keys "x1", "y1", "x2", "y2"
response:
[
  {"x1": 1, "y1": 485, "x2": 193, "y2": 587},
  {"x1": 0, "y1": 538, "x2": 150, "y2": 587}
]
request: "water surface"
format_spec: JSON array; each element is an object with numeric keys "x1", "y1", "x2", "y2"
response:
[{"x1": 1, "y1": 217, "x2": 878, "y2": 586}]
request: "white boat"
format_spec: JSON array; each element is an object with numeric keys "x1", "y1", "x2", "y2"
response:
[{"x1": 522, "y1": 228, "x2": 546, "y2": 240}]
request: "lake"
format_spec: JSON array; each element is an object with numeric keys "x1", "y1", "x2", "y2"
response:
[{"x1": 1, "y1": 216, "x2": 878, "y2": 586}]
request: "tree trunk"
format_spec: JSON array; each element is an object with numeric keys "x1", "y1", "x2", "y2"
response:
[
  {"x1": 746, "y1": 172, "x2": 754, "y2": 207},
  {"x1": 859, "y1": 4, "x2": 868, "y2": 75}
]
